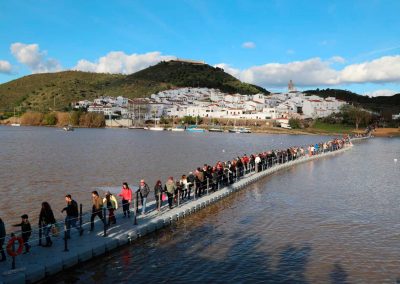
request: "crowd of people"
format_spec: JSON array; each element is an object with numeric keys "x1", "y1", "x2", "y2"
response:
[{"x1": 0, "y1": 137, "x2": 350, "y2": 261}]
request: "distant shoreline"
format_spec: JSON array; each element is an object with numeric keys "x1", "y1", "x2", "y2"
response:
[{"x1": 1, "y1": 122, "x2": 398, "y2": 137}]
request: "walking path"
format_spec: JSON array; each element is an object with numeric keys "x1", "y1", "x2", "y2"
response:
[{"x1": 0, "y1": 142, "x2": 355, "y2": 284}]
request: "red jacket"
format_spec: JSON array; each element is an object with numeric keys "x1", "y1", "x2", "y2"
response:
[{"x1": 119, "y1": 188, "x2": 132, "y2": 202}]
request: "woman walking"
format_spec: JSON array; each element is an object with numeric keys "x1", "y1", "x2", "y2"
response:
[
  {"x1": 39, "y1": 202, "x2": 56, "y2": 247},
  {"x1": 179, "y1": 175, "x2": 188, "y2": 200},
  {"x1": 154, "y1": 180, "x2": 163, "y2": 211},
  {"x1": 119, "y1": 182, "x2": 132, "y2": 218},
  {"x1": 103, "y1": 192, "x2": 118, "y2": 226}
]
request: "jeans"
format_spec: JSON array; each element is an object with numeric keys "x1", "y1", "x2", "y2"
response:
[
  {"x1": 155, "y1": 193, "x2": 162, "y2": 210},
  {"x1": 167, "y1": 192, "x2": 173, "y2": 208},
  {"x1": 141, "y1": 197, "x2": 147, "y2": 214},
  {"x1": 90, "y1": 209, "x2": 104, "y2": 230},
  {"x1": 0, "y1": 239, "x2": 5, "y2": 260},
  {"x1": 43, "y1": 224, "x2": 52, "y2": 245},
  {"x1": 65, "y1": 215, "x2": 79, "y2": 238},
  {"x1": 22, "y1": 235, "x2": 31, "y2": 251},
  {"x1": 108, "y1": 209, "x2": 116, "y2": 225}
]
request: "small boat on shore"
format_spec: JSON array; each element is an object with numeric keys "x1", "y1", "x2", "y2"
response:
[
  {"x1": 11, "y1": 123, "x2": 21, "y2": 127},
  {"x1": 186, "y1": 125, "x2": 206, "y2": 133},
  {"x1": 228, "y1": 127, "x2": 251, "y2": 133},
  {"x1": 209, "y1": 127, "x2": 224, "y2": 132},
  {"x1": 128, "y1": 126, "x2": 145, "y2": 130},
  {"x1": 63, "y1": 125, "x2": 74, "y2": 131},
  {"x1": 168, "y1": 127, "x2": 185, "y2": 132},
  {"x1": 148, "y1": 127, "x2": 165, "y2": 131}
]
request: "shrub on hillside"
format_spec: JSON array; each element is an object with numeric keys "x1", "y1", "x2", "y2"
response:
[
  {"x1": 79, "y1": 113, "x2": 105, "y2": 128},
  {"x1": 289, "y1": 118, "x2": 302, "y2": 129},
  {"x1": 56, "y1": 112, "x2": 70, "y2": 126},
  {"x1": 43, "y1": 112, "x2": 57, "y2": 125},
  {"x1": 21, "y1": 112, "x2": 43, "y2": 126},
  {"x1": 70, "y1": 111, "x2": 82, "y2": 126}
]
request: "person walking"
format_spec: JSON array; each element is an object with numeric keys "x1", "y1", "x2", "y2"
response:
[
  {"x1": 138, "y1": 180, "x2": 150, "y2": 214},
  {"x1": 179, "y1": 175, "x2": 188, "y2": 200},
  {"x1": 90, "y1": 191, "x2": 104, "y2": 231},
  {"x1": 61, "y1": 194, "x2": 83, "y2": 239},
  {"x1": 0, "y1": 218, "x2": 6, "y2": 261},
  {"x1": 255, "y1": 155, "x2": 261, "y2": 172},
  {"x1": 39, "y1": 202, "x2": 56, "y2": 247},
  {"x1": 164, "y1": 177, "x2": 176, "y2": 209},
  {"x1": 186, "y1": 172, "x2": 195, "y2": 199},
  {"x1": 13, "y1": 214, "x2": 32, "y2": 253},
  {"x1": 154, "y1": 180, "x2": 163, "y2": 211},
  {"x1": 103, "y1": 192, "x2": 118, "y2": 226},
  {"x1": 119, "y1": 182, "x2": 132, "y2": 218}
]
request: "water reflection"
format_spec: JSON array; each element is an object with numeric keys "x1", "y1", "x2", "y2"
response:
[{"x1": 43, "y1": 138, "x2": 400, "y2": 283}]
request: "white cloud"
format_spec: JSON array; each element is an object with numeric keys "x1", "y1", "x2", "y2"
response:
[
  {"x1": 339, "y1": 55, "x2": 400, "y2": 84},
  {"x1": 217, "y1": 55, "x2": 400, "y2": 88},
  {"x1": 0, "y1": 60, "x2": 12, "y2": 74},
  {"x1": 242, "y1": 42, "x2": 256, "y2": 49},
  {"x1": 10, "y1": 43, "x2": 61, "y2": 73},
  {"x1": 74, "y1": 51, "x2": 176, "y2": 74},
  {"x1": 364, "y1": 89, "x2": 398, "y2": 97}
]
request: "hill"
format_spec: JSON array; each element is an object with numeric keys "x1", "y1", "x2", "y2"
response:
[
  {"x1": 0, "y1": 60, "x2": 269, "y2": 112},
  {"x1": 305, "y1": 88, "x2": 400, "y2": 114}
]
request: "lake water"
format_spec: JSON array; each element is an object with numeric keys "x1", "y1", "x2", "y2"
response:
[
  {"x1": 1, "y1": 127, "x2": 399, "y2": 283},
  {"x1": 0, "y1": 126, "x2": 328, "y2": 229}
]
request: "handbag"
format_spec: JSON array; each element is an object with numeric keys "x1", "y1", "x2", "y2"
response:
[
  {"x1": 51, "y1": 224, "x2": 59, "y2": 237},
  {"x1": 162, "y1": 193, "x2": 167, "y2": 201}
]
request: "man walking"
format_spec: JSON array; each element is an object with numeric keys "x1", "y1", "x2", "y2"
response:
[
  {"x1": 139, "y1": 180, "x2": 150, "y2": 214},
  {"x1": 62, "y1": 194, "x2": 83, "y2": 238},
  {"x1": 90, "y1": 191, "x2": 104, "y2": 231}
]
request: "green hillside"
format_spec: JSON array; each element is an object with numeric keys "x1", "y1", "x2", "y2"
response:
[
  {"x1": 120, "y1": 60, "x2": 268, "y2": 95},
  {"x1": 305, "y1": 88, "x2": 400, "y2": 114},
  {"x1": 0, "y1": 60, "x2": 269, "y2": 112},
  {"x1": 0, "y1": 71, "x2": 123, "y2": 112}
]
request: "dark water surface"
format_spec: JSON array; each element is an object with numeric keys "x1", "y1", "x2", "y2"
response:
[{"x1": 42, "y1": 137, "x2": 399, "y2": 283}]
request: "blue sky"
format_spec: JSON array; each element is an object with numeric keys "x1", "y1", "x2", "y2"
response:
[{"x1": 1, "y1": 0, "x2": 399, "y2": 96}]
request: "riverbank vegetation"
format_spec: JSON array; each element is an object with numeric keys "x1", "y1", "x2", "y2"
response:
[{"x1": 5, "y1": 111, "x2": 105, "y2": 128}]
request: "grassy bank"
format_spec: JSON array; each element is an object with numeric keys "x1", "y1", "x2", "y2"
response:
[{"x1": 306, "y1": 121, "x2": 355, "y2": 134}]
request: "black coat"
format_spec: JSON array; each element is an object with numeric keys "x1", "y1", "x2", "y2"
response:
[{"x1": 39, "y1": 208, "x2": 56, "y2": 226}]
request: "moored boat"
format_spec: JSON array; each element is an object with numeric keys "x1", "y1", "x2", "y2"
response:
[
  {"x1": 128, "y1": 126, "x2": 145, "y2": 130},
  {"x1": 148, "y1": 127, "x2": 165, "y2": 131},
  {"x1": 63, "y1": 125, "x2": 74, "y2": 131},
  {"x1": 208, "y1": 127, "x2": 224, "y2": 132},
  {"x1": 186, "y1": 126, "x2": 205, "y2": 133},
  {"x1": 228, "y1": 127, "x2": 251, "y2": 133},
  {"x1": 169, "y1": 127, "x2": 185, "y2": 131}
]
